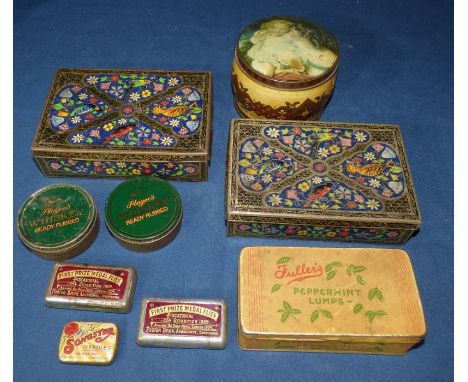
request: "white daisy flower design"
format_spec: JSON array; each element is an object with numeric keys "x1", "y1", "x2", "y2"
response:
[
  {"x1": 261, "y1": 174, "x2": 272, "y2": 183},
  {"x1": 365, "y1": 199, "x2": 381, "y2": 210},
  {"x1": 129, "y1": 92, "x2": 141, "y2": 102},
  {"x1": 369, "y1": 179, "x2": 381, "y2": 188},
  {"x1": 268, "y1": 194, "x2": 282, "y2": 206},
  {"x1": 265, "y1": 127, "x2": 279, "y2": 138},
  {"x1": 118, "y1": 118, "x2": 128, "y2": 125},
  {"x1": 354, "y1": 131, "x2": 368, "y2": 142},
  {"x1": 171, "y1": 95, "x2": 182, "y2": 103},
  {"x1": 71, "y1": 134, "x2": 84, "y2": 143},
  {"x1": 78, "y1": 93, "x2": 88, "y2": 100},
  {"x1": 168, "y1": 77, "x2": 179, "y2": 86},
  {"x1": 161, "y1": 137, "x2": 174, "y2": 146},
  {"x1": 169, "y1": 119, "x2": 180, "y2": 127},
  {"x1": 71, "y1": 116, "x2": 81, "y2": 124},
  {"x1": 317, "y1": 147, "x2": 330, "y2": 159},
  {"x1": 364, "y1": 152, "x2": 376, "y2": 161},
  {"x1": 86, "y1": 76, "x2": 98, "y2": 85}
]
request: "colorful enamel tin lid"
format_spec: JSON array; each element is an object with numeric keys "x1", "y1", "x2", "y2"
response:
[
  {"x1": 236, "y1": 16, "x2": 339, "y2": 88},
  {"x1": 105, "y1": 177, "x2": 182, "y2": 251},
  {"x1": 58, "y1": 321, "x2": 119, "y2": 365},
  {"x1": 17, "y1": 184, "x2": 98, "y2": 260}
]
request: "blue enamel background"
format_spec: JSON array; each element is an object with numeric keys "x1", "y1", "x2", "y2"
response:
[{"x1": 14, "y1": 0, "x2": 453, "y2": 381}]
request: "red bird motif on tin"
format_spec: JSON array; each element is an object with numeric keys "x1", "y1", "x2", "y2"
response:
[
  {"x1": 102, "y1": 124, "x2": 135, "y2": 144},
  {"x1": 302, "y1": 182, "x2": 334, "y2": 207}
]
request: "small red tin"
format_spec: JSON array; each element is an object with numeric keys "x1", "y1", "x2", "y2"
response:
[{"x1": 45, "y1": 262, "x2": 137, "y2": 313}]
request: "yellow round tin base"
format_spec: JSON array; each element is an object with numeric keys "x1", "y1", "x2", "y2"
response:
[
  {"x1": 105, "y1": 177, "x2": 183, "y2": 252},
  {"x1": 17, "y1": 184, "x2": 99, "y2": 261}
]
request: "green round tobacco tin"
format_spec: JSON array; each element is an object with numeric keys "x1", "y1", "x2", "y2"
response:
[
  {"x1": 17, "y1": 184, "x2": 99, "y2": 261},
  {"x1": 105, "y1": 178, "x2": 182, "y2": 252}
]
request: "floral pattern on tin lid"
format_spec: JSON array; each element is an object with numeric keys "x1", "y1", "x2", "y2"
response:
[
  {"x1": 83, "y1": 73, "x2": 182, "y2": 103},
  {"x1": 238, "y1": 138, "x2": 307, "y2": 192},
  {"x1": 67, "y1": 118, "x2": 176, "y2": 147},
  {"x1": 49, "y1": 74, "x2": 205, "y2": 146},
  {"x1": 237, "y1": 124, "x2": 407, "y2": 212},
  {"x1": 49, "y1": 84, "x2": 113, "y2": 132},
  {"x1": 265, "y1": 176, "x2": 383, "y2": 211}
]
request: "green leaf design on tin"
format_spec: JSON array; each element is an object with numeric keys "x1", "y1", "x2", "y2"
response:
[
  {"x1": 325, "y1": 262, "x2": 342, "y2": 281},
  {"x1": 310, "y1": 309, "x2": 333, "y2": 323},
  {"x1": 321, "y1": 309, "x2": 333, "y2": 319},
  {"x1": 369, "y1": 288, "x2": 384, "y2": 302},
  {"x1": 310, "y1": 310, "x2": 320, "y2": 323},
  {"x1": 346, "y1": 265, "x2": 354, "y2": 276},
  {"x1": 353, "y1": 265, "x2": 367, "y2": 273},
  {"x1": 353, "y1": 303, "x2": 363, "y2": 314},
  {"x1": 271, "y1": 284, "x2": 282, "y2": 293},
  {"x1": 277, "y1": 301, "x2": 301, "y2": 323},
  {"x1": 365, "y1": 310, "x2": 387, "y2": 323},
  {"x1": 356, "y1": 275, "x2": 365, "y2": 285},
  {"x1": 277, "y1": 257, "x2": 292, "y2": 264}
]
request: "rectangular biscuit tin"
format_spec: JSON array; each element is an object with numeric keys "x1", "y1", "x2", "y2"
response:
[
  {"x1": 137, "y1": 298, "x2": 227, "y2": 349},
  {"x1": 226, "y1": 119, "x2": 421, "y2": 244},
  {"x1": 45, "y1": 262, "x2": 137, "y2": 313},
  {"x1": 238, "y1": 247, "x2": 426, "y2": 355},
  {"x1": 32, "y1": 68, "x2": 212, "y2": 181}
]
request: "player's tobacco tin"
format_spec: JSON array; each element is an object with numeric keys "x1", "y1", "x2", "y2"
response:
[
  {"x1": 58, "y1": 321, "x2": 119, "y2": 365},
  {"x1": 232, "y1": 16, "x2": 339, "y2": 121},
  {"x1": 137, "y1": 298, "x2": 227, "y2": 349},
  {"x1": 17, "y1": 184, "x2": 99, "y2": 260},
  {"x1": 238, "y1": 247, "x2": 426, "y2": 355},
  {"x1": 32, "y1": 68, "x2": 212, "y2": 181},
  {"x1": 105, "y1": 177, "x2": 182, "y2": 252},
  {"x1": 226, "y1": 119, "x2": 421, "y2": 244},
  {"x1": 45, "y1": 262, "x2": 137, "y2": 313}
]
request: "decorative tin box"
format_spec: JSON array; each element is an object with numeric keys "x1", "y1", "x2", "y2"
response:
[
  {"x1": 226, "y1": 119, "x2": 421, "y2": 244},
  {"x1": 232, "y1": 16, "x2": 339, "y2": 121},
  {"x1": 58, "y1": 321, "x2": 119, "y2": 365},
  {"x1": 137, "y1": 298, "x2": 227, "y2": 349},
  {"x1": 32, "y1": 68, "x2": 212, "y2": 181},
  {"x1": 45, "y1": 262, "x2": 137, "y2": 313},
  {"x1": 238, "y1": 247, "x2": 426, "y2": 354}
]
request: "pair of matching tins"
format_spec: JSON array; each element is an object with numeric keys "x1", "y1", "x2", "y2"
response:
[{"x1": 17, "y1": 178, "x2": 182, "y2": 259}]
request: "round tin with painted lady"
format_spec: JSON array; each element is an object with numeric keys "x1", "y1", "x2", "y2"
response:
[
  {"x1": 105, "y1": 177, "x2": 182, "y2": 252},
  {"x1": 232, "y1": 16, "x2": 339, "y2": 121},
  {"x1": 17, "y1": 184, "x2": 99, "y2": 260}
]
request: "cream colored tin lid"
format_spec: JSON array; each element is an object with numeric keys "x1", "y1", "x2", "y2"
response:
[
  {"x1": 238, "y1": 247, "x2": 426, "y2": 340},
  {"x1": 237, "y1": 16, "x2": 339, "y2": 86},
  {"x1": 58, "y1": 321, "x2": 119, "y2": 365}
]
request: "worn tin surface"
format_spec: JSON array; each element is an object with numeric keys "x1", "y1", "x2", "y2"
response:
[
  {"x1": 58, "y1": 321, "x2": 119, "y2": 365},
  {"x1": 232, "y1": 16, "x2": 339, "y2": 120},
  {"x1": 17, "y1": 184, "x2": 99, "y2": 260},
  {"x1": 226, "y1": 119, "x2": 421, "y2": 244},
  {"x1": 238, "y1": 247, "x2": 426, "y2": 355},
  {"x1": 32, "y1": 68, "x2": 212, "y2": 181},
  {"x1": 105, "y1": 177, "x2": 182, "y2": 252},
  {"x1": 137, "y1": 298, "x2": 227, "y2": 349},
  {"x1": 45, "y1": 262, "x2": 137, "y2": 313}
]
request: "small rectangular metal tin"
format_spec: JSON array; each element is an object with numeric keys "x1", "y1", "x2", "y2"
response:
[
  {"x1": 238, "y1": 247, "x2": 426, "y2": 355},
  {"x1": 45, "y1": 262, "x2": 137, "y2": 313},
  {"x1": 137, "y1": 298, "x2": 227, "y2": 349},
  {"x1": 58, "y1": 321, "x2": 119, "y2": 365}
]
